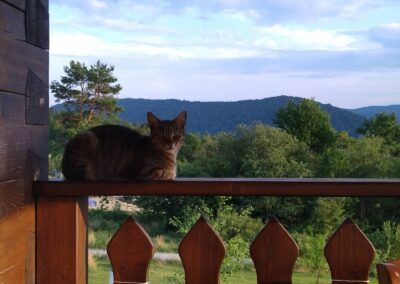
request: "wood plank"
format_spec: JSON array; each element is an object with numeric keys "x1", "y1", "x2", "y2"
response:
[
  {"x1": 26, "y1": 0, "x2": 49, "y2": 49},
  {"x1": 0, "y1": 179, "x2": 25, "y2": 218},
  {"x1": 107, "y1": 218, "x2": 154, "y2": 283},
  {"x1": 36, "y1": 197, "x2": 88, "y2": 284},
  {"x1": 0, "y1": 31, "x2": 48, "y2": 95},
  {"x1": 0, "y1": 92, "x2": 25, "y2": 127},
  {"x1": 0, "y1": 205, "x2": 35, "y2": 273},
  {"x1": 33, "y1": 179, "x2": 400, "y2": 197},
  {"x1": 0, "y1": 1, "x2": 25, "y2": 40},
  {"x1": 2, "y1": 0, "x2": 26, "y2": 11},
  {"x1": 324, "y1": 219, "x2": 375, "y2": 284},
  {"x1": 178, "y1": 217, "x2": 225, "y2": 284},
  {"x1": 0, "y1": 129, "x2": 28, "y2": 181},
  {"x1": 26, "y1": 70, "x2": 49, "y2": 125}
]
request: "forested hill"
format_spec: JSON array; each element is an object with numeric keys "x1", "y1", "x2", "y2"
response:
[
  {"x1": 351, "y1": 105, "x2": 400, "y2": 121},
  {"x1": 117, "y1": 96, "x2": 365, "y2": 135},
  {"x1": 52, "y1": 95, "x2": 366, "y2": 135}
]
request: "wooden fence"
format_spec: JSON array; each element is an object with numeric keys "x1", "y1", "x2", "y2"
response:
[{"x1": 33, "y1": 178, "x2": 400, "y2": 284}]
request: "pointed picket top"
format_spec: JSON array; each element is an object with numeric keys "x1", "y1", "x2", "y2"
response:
[
  {"x1": 107, "y1": 217, "x2": 154, "y2": 283},
  {"x1": 324, "y1": 218, "x2": 375, "y2": 283},
  {"x1": 250, "y1": 217, "x2": 299, "y2": 284},
  {"x1": 178, "y1": 216, "x2": 226, "y2": 284}
]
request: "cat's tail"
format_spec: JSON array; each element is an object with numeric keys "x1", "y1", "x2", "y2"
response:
[{"x1": 62, "y1": 131, "x2": 100, "y2": 180}]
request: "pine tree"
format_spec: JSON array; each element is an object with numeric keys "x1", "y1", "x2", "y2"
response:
[{"x1": 51, "y1": 60, "x2": 122, "y2": 123}]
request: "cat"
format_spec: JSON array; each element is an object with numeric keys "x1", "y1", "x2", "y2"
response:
[{"x1": 62, "y1": 111, "x2": 187, "y2": 181}]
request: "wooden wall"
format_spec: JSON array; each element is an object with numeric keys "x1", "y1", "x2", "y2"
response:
[{"x1": 0, "y1": 0, "x2": 49, "y2": 283}]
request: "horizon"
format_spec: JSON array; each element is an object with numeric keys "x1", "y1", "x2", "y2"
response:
[
  {"x1": 50, "y1": 0, "x2": 400, "y2": 108},
  {"x1": 52, "y1": 95, "x2": 400, "y2": 110}
]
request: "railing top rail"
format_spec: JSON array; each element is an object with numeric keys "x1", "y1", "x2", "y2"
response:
[{"x1": 33, "y1": 178, "x2": 400, "y2": 197}]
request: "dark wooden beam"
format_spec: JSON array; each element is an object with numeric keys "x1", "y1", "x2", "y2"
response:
[
  {"x1": 25, "y1": 0, "x2": 49, "y2": 49},
  {"x1": 33, "y1": 178, "x2": 400, "y2": 197}
]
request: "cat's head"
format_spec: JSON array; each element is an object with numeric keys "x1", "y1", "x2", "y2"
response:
[{"x1": 147, "y1": 111, "x2": 187, "y2": 153}]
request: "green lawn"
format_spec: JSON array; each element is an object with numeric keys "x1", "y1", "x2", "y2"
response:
[{"x1": 89, "y1": 258, "x2": 378, "y2": 284}]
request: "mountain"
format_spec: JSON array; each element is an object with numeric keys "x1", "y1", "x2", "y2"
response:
[
  {"x1": 117, "y1": 96, "x2": 366, "y2": 135},
  {"x1": 52, "y1": 96, "x2": 367, "y2": 135},
  {"x1": 351, "y1": 105, "x2": 400, "y2": 121}
]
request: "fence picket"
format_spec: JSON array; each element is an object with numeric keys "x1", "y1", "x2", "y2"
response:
[
  {"x1": 107, "y1": 217, "x2": 154, "y2": 283},
  {"x1": 377, "y1": 260, "x2": 400, "y2": 284},
  {"x1": 178, "y1": 216, "x2": 225, "y2": 284},
  {"x1": 324, "y1": 218, "x2": 375, "y2": 284},
  {"x1": 250, "y1": 218, "x2": 299, "y2": 284}
]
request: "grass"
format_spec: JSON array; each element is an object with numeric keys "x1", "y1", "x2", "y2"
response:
[{"x1": 89, "y1": 257, "x2": 378, "y2": 284}]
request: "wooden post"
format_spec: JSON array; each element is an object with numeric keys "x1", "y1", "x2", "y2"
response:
[{"x1": 36, "y1": 197, "x2": 88, "y2": 284}]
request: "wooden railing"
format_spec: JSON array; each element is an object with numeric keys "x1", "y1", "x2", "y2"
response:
[{"x1": 33, "y1": 178, "x2": 400, "y2": 284}]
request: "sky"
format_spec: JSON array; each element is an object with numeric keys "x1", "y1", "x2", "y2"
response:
[{"x1": 50, "y1": 0, "x2": 400, "y2": 108}]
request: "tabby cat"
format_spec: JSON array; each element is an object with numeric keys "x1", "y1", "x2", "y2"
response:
[{"x1": 62, "y1": 111, "x2": 187, "y2": 181}]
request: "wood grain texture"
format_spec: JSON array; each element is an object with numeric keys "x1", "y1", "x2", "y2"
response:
[
  {"x1": 0, "y1": 205, "x2": 34, "y2": 274},
  {"x1": 36, "y1": 197, "x2": 88, "y2": 284},
  {"x1": 33, "y1": 179, "x2": 400, "y2": 197},
  {"x1": 0, "y1": 262, "x2": 25, "y2": 284},
  {"x1": 107, "y1": 218, "x2": 154, "y2": 283},
  {"x1": 0, "y1": 179, "x2": 25, "y2": 218},
  {"x1": 250, "y1": 218, "x2": 299, "y2": 284},
  {"x1": 179, "y1": 217, "x2": 225, "y2": 284},
  {"x1": 0, "y1": 92, "x2": 25, "y2": 127},
  {"x1": 0, "y1": 1, "x2": 25, "y2": 40},
  {"x1": 0, "y1": 126, "x2": 47, "y2": 199},
  {"x1": 0, "y1": 30, "x2": 48, "y2": 95},
  {"x1": 26, "y1": 69, "x2": 49, "y2": 125},
  {"x1": 377, "y1": 260, "x2": 400, "y2": 284},
  {"x1": 324, "y1": 218, "x2": 375, "y2": 284},
  {"x1": 0, "y1": 1, "x2": 49, "y2": 283},
  {"x1": 26, "y1": 0, "x2": 49, "y2": 49},
  {"x1": 0, "y1": 128, "x2": 28, "y2": 181},
  {"x1": 27, "y1": 125, "x2": 48, "y2": 180}
]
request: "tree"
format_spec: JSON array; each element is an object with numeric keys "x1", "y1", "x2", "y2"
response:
[
  {"x1": 274, "y1": 99, "x2": 337, "y2": 153},
  {"x1": 51, "y1": 60, "x2": 122, "y2": 123},
  {"x1": 358, "y1": 112, "x2": 400, "y2": 155}
]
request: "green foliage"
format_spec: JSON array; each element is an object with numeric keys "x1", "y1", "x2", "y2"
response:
[
  {"x1": 274, "y1": 99, "x2": 337, "y2": 152},
  {"x1": 295, "y1": 233, "x2": 328, "y2": 283},
  {"x1": 309, "y1": 198, "x2": 346, "y2": 234},
  {"x1": 358, "y1": 112, "x2": 400, "y2": 143},
  {"x1": 51, "y1": 60, "x2": 122, "y2": 123},
  {"x1": 238, "y1": 124, "x2": 313, "y2": 178}
]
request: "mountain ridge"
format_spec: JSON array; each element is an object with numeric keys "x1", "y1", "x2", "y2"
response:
[
  {"x1": 52, "y1": 96, "x2": 399, "y2": 135},
  {"x1": 351, "y1": 105, "x2": 400, "y2": 121}
]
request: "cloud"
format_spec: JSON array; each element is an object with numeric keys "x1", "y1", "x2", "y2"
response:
[
  {"x1": 369, "y1": 23, "x2": 400, "y2": 48},
  {"x1": 51, "y1": 0, "x2": 399, "y2": 23},
  {"x1": 255, "y1": 25, "x2": 358, "y2": 51}
]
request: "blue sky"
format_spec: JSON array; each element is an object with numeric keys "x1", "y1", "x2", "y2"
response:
[{"x1": 50, "y1": 0, "x2": 400, "y2": 108}]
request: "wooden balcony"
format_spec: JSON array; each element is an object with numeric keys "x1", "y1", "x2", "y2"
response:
[{"x1": 33, "y1": 178, "x2": 400, "y2": 284}]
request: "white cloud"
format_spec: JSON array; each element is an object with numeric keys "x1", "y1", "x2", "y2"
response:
[
  {"x1": 256, "y1": 25, "x2": 359, "y2": 51},
  {"x1": 89, "y1": 0, "x2": 108, "y2": 9}
]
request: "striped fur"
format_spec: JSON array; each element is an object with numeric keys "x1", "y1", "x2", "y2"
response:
[{"x1": 62, "y1": 111, "x2": 187, "y2": 181}]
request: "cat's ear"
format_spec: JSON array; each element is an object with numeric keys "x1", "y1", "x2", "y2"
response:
[
  {"x1": 147, "y1": 112, "x2": 161, "y2": 130},
  {"x1": 174, "y1": 111, "x2": 187, "y2": 129}
]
